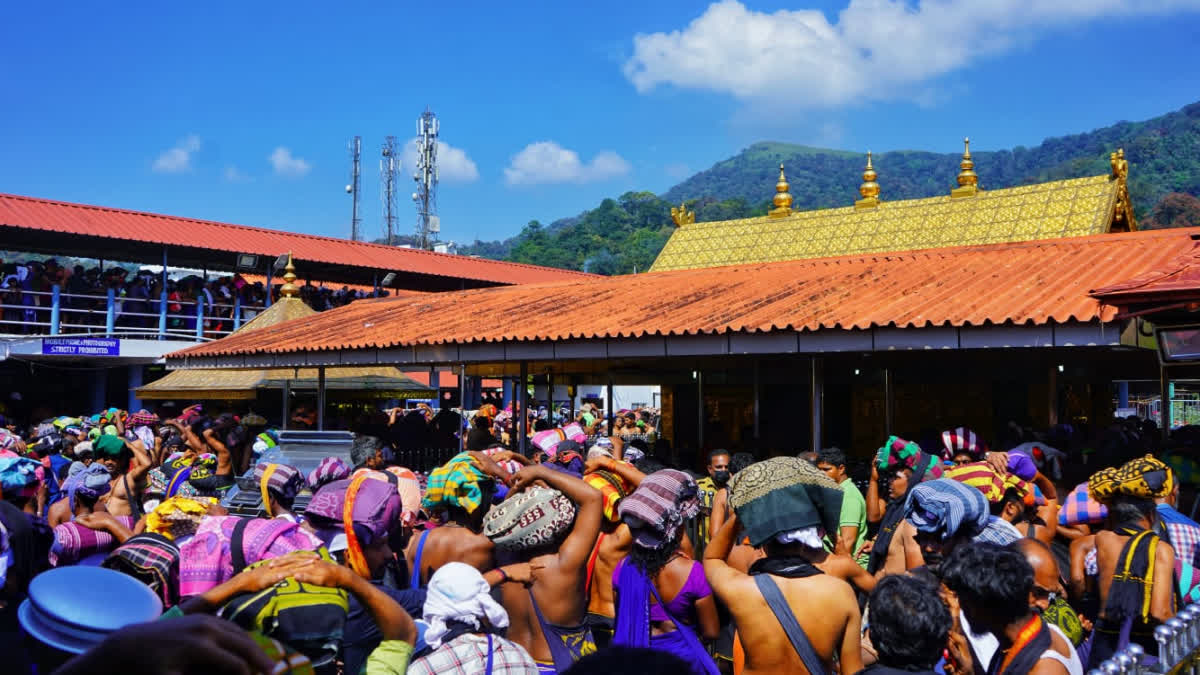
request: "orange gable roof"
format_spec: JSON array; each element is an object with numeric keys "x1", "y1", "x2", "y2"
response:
[
  {"x1": 171, "y1": 228, "x2": 1200, "y2": 360},
  {"x1": 0, "y1": 192, "x2": 593, "y2": 286}
]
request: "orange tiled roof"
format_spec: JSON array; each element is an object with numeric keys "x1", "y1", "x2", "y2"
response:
[
  {"x1": 0, "y1": 192, "x2": 594, "y2": 286},
  {"x1": 1091, "y1": 241, "x2": 1200, "y2": 304},
  {"x1": 171, "y1": 228, "x2": 1200, "y2": 359}
]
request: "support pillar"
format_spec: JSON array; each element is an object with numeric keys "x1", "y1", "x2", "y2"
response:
[
  {"x1": 811, "y1": 356, "x2": 824, "y2": 452},
  {"x1": 50, "y1": 284, "x2": 61, "y2": 335},
  {"x1": 1118, "y1": 381, "x2": 1130, "y2": 409},
  {"x1": 697, "y1": 370, "x2": 705, "y2": 450},
  {"x1": 547, "y1": 370, "x2": 555, "y2": 425},
  {"x1": 752, "y1": 360, "x2": 761, "y2": 441},
  {"x1": 194, "y1": 295, "x2": 205, "y2": 340},
  {"x1": 459, "y1": 364, "x2": 467, "y2": 452},
  {"x1": 158, "y1": 289, "x2": 168, "y2": 339},
  {"x1": 281, "y1": 379, "x2": 291, "y2": 430},
  {"x1": 128, "y1": 365, "x2": 143, "y2": 413},
  {"x1": 429, "y1": 367, "x2": 440, "y2": 392},
  {"x1": 502, "y1": 377, "x2": 513, "y2": 410},
  {"x1": 1161, "y1": 366, "x2": 1172, "y2": 439},
  {"x1": 233, "y1": 292, "x2": 242, "y2": 331},
  {"x1": 518, "y1": 362, "x2": 529, "y2": 455},
  {"x1": 316, "y1": 367, "x2": 326, "y2": 430},
  {"x1": 607, "y1": 374, "x2": 615, "y2": 436},
  {"x1": 105, "y1": 287, "x2": 116, "y2": 336},
  {"x1": 883, "y1": 366, "x2": 894, "y2": 437}
]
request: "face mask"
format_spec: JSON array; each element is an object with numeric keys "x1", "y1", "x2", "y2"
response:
[{"x1": 713, "y1": 470, "x2": 731, "y2": 486}]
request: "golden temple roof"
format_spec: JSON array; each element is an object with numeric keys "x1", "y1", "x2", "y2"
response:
[{"x1": 651, "y1": 159, "x2": 1135, "y2": 272}]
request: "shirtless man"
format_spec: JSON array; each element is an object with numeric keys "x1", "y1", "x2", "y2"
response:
[
  {"x1": 95, "y1": 435, "x2": 151, "y2": 518},
  {"x1": 580, "y1": 452, "x2": 645, "y2": 647},
  {"x1": 404, "y1": 450, "x2": 511, "y2": 587},
  {"x1": 498, "y1": 463, "x2": 602, "y2": 674},
  {"x1": 705, "y1": 514, "x2": 862, "y2": 674},
  {"x1": 942, "y1": 543, "x2": 1073, "y2": 674}
]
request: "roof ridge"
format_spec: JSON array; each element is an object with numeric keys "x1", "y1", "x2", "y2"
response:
[{"x1": 0, "y1": 192, "x2": 595, "y2": 278}]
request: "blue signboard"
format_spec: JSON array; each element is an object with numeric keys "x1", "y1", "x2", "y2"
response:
[{"x1": 42, "y1": 337, "x2": 120, "y2": 356}]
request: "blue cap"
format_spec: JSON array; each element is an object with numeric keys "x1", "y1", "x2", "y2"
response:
[{"x1": 18, "y1": 566, "x2": 162, "y2": 654}]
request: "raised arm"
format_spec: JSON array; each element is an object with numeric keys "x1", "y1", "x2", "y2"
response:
[
  {"x1": 703, "y1": 512, "x2": 745, "y2": 596},
  {"x1": 866, "y1": 462, "x2": 885, "y2": 524},
  {"x1": 124, "y1": 438, "x2": 153, "y2": 482},
  {"x1": 512, "y1": 464, "x2": 602, "y2": 570},
  {"x1": 584, "y1": 455, "x2": 646, "y2": 488}
]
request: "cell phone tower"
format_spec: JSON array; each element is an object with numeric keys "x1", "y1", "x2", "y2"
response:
[
  {"x1": 412, "y1": 109, "x2": 440, "y2": 251},
  {"x1": 346, "y1": 136, "x2": 362, "y2": 241},
  {"x1": 380, "y1": 136, "x2": 399, "y2": 246}
]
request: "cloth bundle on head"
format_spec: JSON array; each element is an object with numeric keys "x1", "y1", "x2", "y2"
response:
[
  {"x1": 483, "y1": 486, "x2": 577, "y2": 552},
  {"x1": 903, "y1": 478, "x2": 989, "y2": 540},
  {"x1": 1059, "y1": 482, "x2": 1108, "y2": 526},
  {"x1": 875, "y1": 436, "x2": 944, "y2": 481},
  {"x1": 0, "y1": 456, "x2": 43, "y2": 496},
  {"x1": 178, "y1": 516, "x2": 322, "y2": 596},
  {"x1": 186, "y1": 453, "x2": 224, "y2": 494},
  {"x1": 728, "y1": 457, "x2": 843, "y2": 548},
  {"x1": 178, "y1": 404, "x2": 204, "y2": 425},
  {"x1": 941, "y1": 427, "x2": 985, "y2": 461},
  {"x1": 307, "y1": 456, "x2": 352, "y2": 492},
  {"x1": 422, "y1": 562, "x2": 510, "y2": 649},
  {"x1": 617, "y1": 469, "x2": 701, "y2": 549},
  {"x1": 253, "y1": 462, "x2": 304, "y2": 507},
  {"x1": 63, "y1": 463, "x2": 111, "y2": 512},
  {"x1": 422, "y1": 452, "x2": 492, "y2": 515},
  {"x1": 584, "y1": 465, "x2": 635, "y2": 522},
  {"x1": 102, "y1": 533, "x2": 181, "y2": 607},
  {"x1": 93, "y1": 434, "x2": 126, "y2": 457},
  {"x1": 51, "y1": 515, "x2": 135, "y2": 566},
  {"x1": 145, "y1": 496, "x2": 217, "y2": 540},
  {"x1": 1088, "y1": 454, "x2": 1174, "y2": 504},
  {"x1": 481, "y1": 447, "x2": 523, "y2": 476},
  {"x1": 252, "y1": 431, "x2": 278, "y2": 461},
  {"x1": 305, "y1": 474, "x2": 401, "y2": 577},
  {"x1": 545, "y1": 440, "x2": 585, "y2": 477},
  {"x1": 128, "y1": 409, "x2": 159, "y2": 427},
  {"x1": 943, "y1": 461, "x2": 1035, "y2": 506},
  {"x1": 623, "y1": 446, "x2": 646, "y2": 465},
  {"x1": 385, "y1": 466, "x2": 422, "y2": 527},
  {"x1": 241, "y1": 412, "x2": 267, "y2": 427}
]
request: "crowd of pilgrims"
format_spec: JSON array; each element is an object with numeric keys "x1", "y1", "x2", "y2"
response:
[
  {"x1": 1, "y1": 256, "x2": 378, "y2": 334},
  {"x1": 0, "y1": 403, "x2": 1193, "y2": 675}
]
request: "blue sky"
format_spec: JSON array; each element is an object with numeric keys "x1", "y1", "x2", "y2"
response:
[{"x1": 2, "y1": 1, "x2": 1199, "y2": 246}]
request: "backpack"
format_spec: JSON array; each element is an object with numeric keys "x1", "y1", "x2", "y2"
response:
[{"x1": 217, "y1": 518, "x2": 349, "y2": 666}]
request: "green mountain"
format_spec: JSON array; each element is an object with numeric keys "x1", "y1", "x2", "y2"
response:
[{"x1": 460, "y1": 101, "x2": 1200, "y2": 274}]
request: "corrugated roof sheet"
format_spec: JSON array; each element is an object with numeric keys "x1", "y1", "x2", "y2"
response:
[
  {"x1": 0, "y1": 192, "x2": 593, "y2": 285},
  {"x1": 172, "y1": 228, "x2": 1200, "y2": 360},
  {"x1": 1090, "y1": 240, "x2": 1200, "y2": 304},
  {"x1": 652, "y1": 174, "x2": 1124, "y2": 271}
]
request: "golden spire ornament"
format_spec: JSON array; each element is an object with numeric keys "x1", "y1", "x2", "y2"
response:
[
  {"x1": 768, "y1": 163, "x2": 793, "y2": 218},
  {"x1": 951, "y1": 137, "x2": 980, "y2": 198},
  {"x1": 279, "y1": 253, "x2": 299, "y2": 298},
  {"x1": 855, "y1": 151, "x2": 881, "y2": 209}
]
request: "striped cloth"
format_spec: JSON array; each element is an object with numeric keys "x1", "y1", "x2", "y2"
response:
[
  {"x1": 583, "y1": 465, "x2": 635, "y2": 522},
  {"x1": 617, "y1": 469, "x2": 699, "y2": 549},
  {"x1": 422, "y1": 452, "x2": 490, "y2": 515},
  {"x1": 307, "y1": 456, "x2": 352, "y2": 491},
  {"x1": 253, "y1": 462, "x2": 304, "y2": 501},
  {"x1": 102, "y1": 533, "x2": 181, "y2": 607},
  {"x1": 50, "y1": 515, "x2": 136, "y2": 565},
  {"x1": 974, "y1": 516, "x2": 1023, "y2": 546},
  {"x1": 943, "y1": 461, "x2": 1034, "y2": 506},
  {"x1": 904, "y1": 478, "x2": 989, "y2": 540},
  {"x1": 941, "y1": 427, "x2": 985, "y2": 461}
]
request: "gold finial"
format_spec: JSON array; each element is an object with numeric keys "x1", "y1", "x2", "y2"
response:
[
  {"x1": 855, "y1": 151, "x2": 881, "y2": 210},
  {"x1": 768, "y1": 163, "x2": 793, "y2": 219},
  {"x1": 1110, "y1": 148, "x2": 1135, "y2": 231},
  {"x1": 951, "y1": 137, "x2": 980, "y2": 198},
  {"x1": 670, "y1": 201, "x2": 695, "y2": 227},
  {"x1": 279, "y1": 253, "x2": 299, "y2": 298}
]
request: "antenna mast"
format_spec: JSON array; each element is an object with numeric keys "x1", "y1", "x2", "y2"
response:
[
  {"x1": 347, "y1": 136, "x2": 361, "y2": 241},
  {"x1": 381, "y1": 136, "x2": 398, "y2": 246},
  {"x1": 412, "y1": 109, "x2": 439, "y2": 251}
]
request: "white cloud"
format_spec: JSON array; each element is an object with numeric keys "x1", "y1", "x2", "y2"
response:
[
  {"x1": 222, "y1": 166, "x2": 251, "y2": 182},
  {"x1": 268, "y1": 147, "x2": 312, "y2": 178},
  {"x1": 152, "y1": 135, "x2": 201, "y2": 173},
  {"x1": 504, "y1": 142, "x2": 632, "y2": 186},
  {"x1": 624, "y1": 0, "x2": 1200, "y2": 108},
  {"x1": 402, "y1": 139, "x2": 479, "y2": 183}
]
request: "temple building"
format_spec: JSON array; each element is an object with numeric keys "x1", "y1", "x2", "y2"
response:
[{"x1": 169, "y1": 143, "x2": 1182, "y2": 463}]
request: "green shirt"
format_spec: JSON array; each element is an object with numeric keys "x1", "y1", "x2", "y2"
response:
[{"x1": 838, "y1": 479, "x2": 868, "y2": 561}]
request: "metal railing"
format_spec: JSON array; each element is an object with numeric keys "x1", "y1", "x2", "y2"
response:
[
  {"x1": 0, "y1": 285, "x2": 267, "y2": 341},
  {"x1": 1091, "y1": 603, "x2": 1200, "y2": 673}
]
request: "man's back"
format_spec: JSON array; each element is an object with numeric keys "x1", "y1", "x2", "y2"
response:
[
  {"x1": 587, "y1": 523, "x2": 632, "y2": 617},
  {"x1": 405, "y1": 525, "x2": 493, "y2": 587},
  {"x1": 717, "y1": 572, "x2": 860, "y2": 675}
]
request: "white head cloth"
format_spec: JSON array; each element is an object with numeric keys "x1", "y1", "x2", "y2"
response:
[
  {"x1": 774, "y1": 526, "x2": 825, "y2": 549},
  {"x1": 422, "y1": 562, "x2": 510, "y2": 649}
]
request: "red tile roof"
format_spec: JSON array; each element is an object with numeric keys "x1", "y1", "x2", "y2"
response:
[
  {"x1": 401, "y1": 372, "x2": 504, "y2": 389},
  {"x1": 0, "y1": 192, "x2": 593, "y2": 286},
  {"x1": 1090, "y1": 237, "x2": 1200, "y2": 304},
  {"x1": 172, "y1": 228, "x2": 1200, "y2": 359}
]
